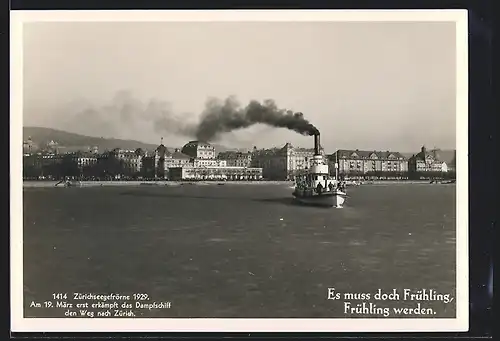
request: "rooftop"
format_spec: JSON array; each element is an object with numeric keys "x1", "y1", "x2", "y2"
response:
[
  {"x1": 155, "y1": 144, "x2": 172, "y2": 157},
  {"x1": 171, "y1": 149, "x2": 191, "y2": 160},
  {"x1": 183, "y1": 141, "x2": 214, "y2": 149},
  {"x1": 333, "y1": 149, "x2": 407, "y2": 160}
]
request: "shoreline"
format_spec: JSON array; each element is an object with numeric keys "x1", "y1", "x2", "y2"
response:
[
  {"x1": 22, "y1": 180, "x2": 294, "y2": 188},
  {"x1": 22, "y1": 179, "x2": 445, "y2": 188}
]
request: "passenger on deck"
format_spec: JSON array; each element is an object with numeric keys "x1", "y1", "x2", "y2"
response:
[{"x1": 316, "y1": 183, "x2": 323, "y2": 194}]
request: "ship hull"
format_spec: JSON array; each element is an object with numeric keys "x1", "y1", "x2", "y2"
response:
[{"x1": 293, "y1": 190, "x2": 347, "y2": 208}]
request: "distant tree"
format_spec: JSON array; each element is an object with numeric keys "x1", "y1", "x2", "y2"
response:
[
  {"x1": 59, "y1": 155, "x2": 80, "y2": 178},
  {"x1": 81, "y1": 164, "x2": 97, "y2": 179},
  {"x1": 156, "y1": 158, "x2": 166, "y2": 179},
  {"x1": 135, "y1": 148, "x2": 144, "y2": 156},
  {"x1": 107, "y1": 153, "x2": 126, "y2": 179},
  {"x1": 89, "y1": 151, "x2": 125, "y2": 179},
  {"x1": 42, "y1": 161, "x2": 63, "y2": 179},
  {"x1": 141, "y1": 156, "x2": 155, "y2": 179},
  {"x1": 23, "y1": 155, "x2": 41, "y2": 179}
]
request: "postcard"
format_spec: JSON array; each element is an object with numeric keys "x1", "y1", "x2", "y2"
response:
[{"x1": 11, "y1": 9, "x2": 468, "y2": 333}]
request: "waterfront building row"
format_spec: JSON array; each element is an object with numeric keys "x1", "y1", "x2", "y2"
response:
[
  {"x1": 325, "y1": 146, "x2": 453, "y2": 179},
  {"x1": 23, "y1": 137, "x2": 455, "y2": 181},
  {"x1": 329, "y1": 149, "x2": 409, "y2": 175},
  {"x1": 248, "y1": 144, "x2": 453, "y2": 180},
  {"x1": 151, "y1": 141, "x2": 262, "y2": 180},
  {"x1": 23, "y1": 140, "x2": 263, "y2": 181}
]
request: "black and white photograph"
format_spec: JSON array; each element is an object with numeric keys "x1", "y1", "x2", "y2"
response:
[{"x1": 11, "y1": 10, "x2": 468, "y2": 332}]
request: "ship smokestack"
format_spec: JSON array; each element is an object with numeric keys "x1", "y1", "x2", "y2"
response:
[{"x1": 314, "y1": 133, "x2": 321, "y2": 156}]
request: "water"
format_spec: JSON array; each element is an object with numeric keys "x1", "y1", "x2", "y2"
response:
[{"x1": 22, "y1": 183, "x2": 456, "y2": 318}]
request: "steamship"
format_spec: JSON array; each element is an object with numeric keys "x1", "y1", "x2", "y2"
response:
[{"x1": 292, "y1": 133, "x2": 347, "y2": 208}]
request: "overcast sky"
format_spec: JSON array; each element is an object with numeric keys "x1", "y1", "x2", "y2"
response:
[{"x1": 23, "y1": 21, "x2": 456, "y2": 152}]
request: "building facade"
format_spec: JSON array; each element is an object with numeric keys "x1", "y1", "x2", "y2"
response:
[
  {"x1": 115, "y1": 149, "x2": 143, "y2": 174},
  {"x1": 181, "y1": 141, "x2": 216, "y2": 159},
  {"x1": 157, "y1": 141, "x2": 263, "y2": 181},
  {"x1": 329, "y1": 149, "x2": 408, "y2": 177},
  {"x1": 46, "y1": 140, "x2": 60, "y2": 154},
  {"x1": 153, "y1": 144, "x2": 192, "y2": 178},
  {"x1": 166, "y1": 149, "x2": 192, "y2": 168},
  {"x1": 217, "y1": 151, "x2": 253, "y2": 167},
  {"x1": 193, "y1": 158, "x2": 227, "y2": 168},
  {"x1": 69, "y1": 151, "x2": 98, "y2": 170},
  {"x1": 23, "y1": 136, "x2": 37, "y2": 155},
  {"x1": 154, "y1": 144, "x2": 169, "y2": 178},
  {"x1": 169, "y1": 166, "x2": 263, "y2": 181},
  {"x1": 250, "y1": 147, "x2": 285, "y2": 180},
  {"x1": 408, "y1": 146, "x2": 448, "y2": 174},
  {"x1": 180, "y1": 141, "x2": 227, "y2": 168},
  {"x1": 251, "y1": 142, "x2": 325, "y2": 180}
]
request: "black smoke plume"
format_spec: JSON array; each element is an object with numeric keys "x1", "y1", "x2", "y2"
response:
[
  {"x1": 194, "y1": 96, "x2": 319, "y2": 141},
  {"x1": 54, "y1": 92, "x2": 318, "y2": 143}
]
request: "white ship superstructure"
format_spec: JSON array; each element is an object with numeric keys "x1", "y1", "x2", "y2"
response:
[{"x1": 292, "y1": 134, "x2": 347, "y2": 208}]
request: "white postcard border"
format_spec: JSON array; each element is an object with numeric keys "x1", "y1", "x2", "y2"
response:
[{"x1": 10, "y1": 9, "x2": 469, "y2": 333}]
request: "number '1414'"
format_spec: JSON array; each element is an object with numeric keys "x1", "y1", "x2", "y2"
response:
[{"x1": 52, "y1": 293, "x2": 67, "y2": 299}]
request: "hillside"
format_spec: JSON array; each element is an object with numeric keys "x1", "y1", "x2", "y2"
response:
[
  {"x1": 24, "y1": 127, "x2": 165, "y2": 152},
  {"x1": 23, "y1": 127, "x2": 240, "y2": 154}
]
